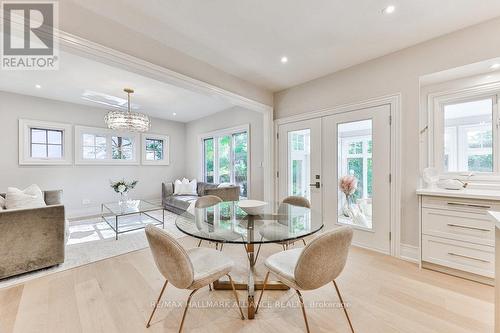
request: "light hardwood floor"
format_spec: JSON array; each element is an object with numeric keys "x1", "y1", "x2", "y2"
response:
[{"x1": 0, "y1": 235, "x2": 494, "y2": 333}]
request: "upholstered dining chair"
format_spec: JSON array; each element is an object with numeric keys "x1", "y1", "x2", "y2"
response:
[
  {"x1": 195, "y1": 195, "x2": 223, "y2": 249},
  {"x1": 145, "y1": 225, "x2": 244, "y2": 332},
  {"x1": 255, "y1": 196, "x2": 311, "y2": 262},
  {"x1": 256, "y1": 226, "x2": 355, "y2": 333}
]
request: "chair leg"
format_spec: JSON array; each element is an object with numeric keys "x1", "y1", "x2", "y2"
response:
[
  {"x1": 208, "y1": 283, "x2": 212, "y2": 291},
  {"x1": 296, "y1": 290, "x2": 310, "y2": 333},
  {"x1": 227, "y1": 274, "x2": 245, "y2": 320},
  {"x1": 197, "y1": 239, "x2": 202, "y2": 247},
  {"x1": 219, "y1": 243, "x2": 224, "y2": 251},
  {"x1": 178, "y1": 289, "x2": 199, "y2": 333},
  {"x1": 146, "y1": 280, "x2": 168, "y2": 328},
  {"x1": 333, "y1": 281, "x2": 355, "y2": 333},
  {"x1": 302, "y1": 238, "x2": 307, "y2": 246},
  {"x1": 255, "y1": 271, "x2": 269, "y2": 314}
]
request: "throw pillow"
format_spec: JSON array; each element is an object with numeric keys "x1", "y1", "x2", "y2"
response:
[
  {"x1": 174, "y1": 178, "x2": 197, "y2": 195},
  {"x1": 173, "y1": 179, "x2": 183, "y2": 195},
  {"x1": 5, "y1": 184, "x2": 46, "y2": 210}
]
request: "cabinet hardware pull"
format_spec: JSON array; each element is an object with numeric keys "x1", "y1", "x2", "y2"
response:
[
  {"x1": 447, "y1": 252, "x2": 490, "y2": 263},
  {"x1": 446, "y1": 202, "x2": 491, "y2": 209},
  {"x1": 446, "y1": 224, "x2": 490, "y2": 232}
]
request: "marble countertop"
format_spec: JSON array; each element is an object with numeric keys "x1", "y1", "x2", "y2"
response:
[{"x1": 416, "y1": 187, "x2": 500, "y2": 201}]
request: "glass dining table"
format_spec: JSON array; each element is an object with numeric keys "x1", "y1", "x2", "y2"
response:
[{"x1": 175, "y1": 200, "x2": 324, "y2": 319}]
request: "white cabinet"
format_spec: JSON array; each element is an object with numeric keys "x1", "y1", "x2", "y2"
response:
[{"x1": 418, "y1": 189, "x2": 500, "y2": 284}]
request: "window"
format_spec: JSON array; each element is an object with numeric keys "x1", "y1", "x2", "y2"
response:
[
  {"x1": 201, "y1": 125, "x2": 250, "y2": 198},
  {"x1": 75, "y1": 126, "x2": 139, "y2": 165},
  {"x1": 30, "y1": 128, "x2": 63, "y2": 159},
  {"x1": 141, "y1": 134, "x2": 170, "y2": 165},
  {"x1": 443, "y1": 98, "x2": 494, "y2": 172},
  {"x1": 288, "y1": 129, "x2": 310, "y2": 198},
  {"x1": 19, "y1": 119, "x2": 72, "y2": 165},
  {"x1": 82, "y1": 133, "x2": 106, "y2": 159}
]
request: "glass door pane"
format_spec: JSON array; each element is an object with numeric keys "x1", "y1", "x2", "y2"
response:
[
  {"x1": 218, "y1": 135, "x2": 231, "y2": 183},
  {"x1": 204, "y1": 138, "x2": 214, "y2": 183},
  {"x1": 337, "y1": 119, "x2": 373, "y2": 229},
  {"x1": 288, "y1": 129, "x2": 310, "y2": 200},
  {"x1": 233, "y1": 132, "x2": 248, "y2": 198}
]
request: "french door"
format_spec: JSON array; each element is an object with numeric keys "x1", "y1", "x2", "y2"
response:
[
  {"x1": 278, "y1": 104, "x2": 392, "y2": 253},
  {"x1": 278, "y1": 118, "x2": 322, "y2": 215}
]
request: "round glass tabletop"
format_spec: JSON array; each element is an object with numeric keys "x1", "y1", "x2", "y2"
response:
[{"x1": 175, "y1": 201, "x2": 323, "y2": 244}]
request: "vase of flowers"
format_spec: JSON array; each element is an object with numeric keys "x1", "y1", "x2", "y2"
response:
[
  {"x1": 339, "y1": 175, "x2": 358, "y2": 218},
  {"x1": 110, "y1": 179, "x2": 138, "y2": 204}
]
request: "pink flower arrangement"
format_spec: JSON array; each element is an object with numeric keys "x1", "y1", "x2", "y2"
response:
[{"x1": 339, "y1": 175, "x2": 358, "y2": 196}]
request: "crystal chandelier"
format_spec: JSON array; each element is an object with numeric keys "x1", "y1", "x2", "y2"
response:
[{"x1": 104, "y1": 88, "x2": 151, "y2": 132}]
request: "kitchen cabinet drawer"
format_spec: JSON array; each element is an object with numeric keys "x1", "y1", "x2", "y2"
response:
[
  {"x1": 422, "y1": 235, "x2": 494, "y2": 278},
  {"x1": 421, "y1": 196, "x2": 500, "y2": 214},
  {"x1": 422, "y1": 208, "x2": 494, "y2": 246}
]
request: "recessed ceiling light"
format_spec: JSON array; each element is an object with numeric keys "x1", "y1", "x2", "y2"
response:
[
  {"x1": 382, "y1": 5, "x2": 396, "y2": 14},
  {"x1": 280, "y1": 56, "x2": 288, "y2": 64},
  {"x1": 172, "y1": 112, "x2": 177, "y2": 116},
  {"x1": 490, "y1": 63, "x2": 500, "y2": 70},
  {"x1": 35, "y1": 84, "x2": 41, "y2": 89}
]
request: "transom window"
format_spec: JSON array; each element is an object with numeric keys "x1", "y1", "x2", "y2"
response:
[{"x1": 30, "y1": 128, "x2": 63, "y2": 159}]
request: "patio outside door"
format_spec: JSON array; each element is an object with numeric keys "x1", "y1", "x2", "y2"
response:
[
  {"x1": 278, "y1": 118, "x2": 322, "y2": 216},
  {"x1": 322, "y1": 104, "x2": 392, "y2": 253}
]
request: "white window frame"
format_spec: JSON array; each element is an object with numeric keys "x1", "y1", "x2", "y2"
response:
[
  {"x1": 75, "y1": 126, "x2": 140, "y2": 165},
  {"x1": 428, "y1": 84, "x2": 500, "y2": 177},
  {"x1": 141, "y1": 134, "x2": 170, "y2": 165},
  {"x1": 198, "y1": 124, "x2": 251, "y2": 197},
  {"x1": 19, "y1": 119, "x2": 72, "y2": 165}
]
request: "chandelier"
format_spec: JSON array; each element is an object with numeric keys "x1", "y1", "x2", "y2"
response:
[{"x1": 104, "y1": 88, "x2": 151, "y2": 132}]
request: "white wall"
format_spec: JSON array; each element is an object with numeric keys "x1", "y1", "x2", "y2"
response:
[
  {"x1": 185, "y1": 106, "x2": 265, "y2": 200},
  {"x1": 0, "y1": 91, "x2": 186, "y2": 218},
  {"x1": 274, "y1": 17, "x2": 500, "y2": 247}
]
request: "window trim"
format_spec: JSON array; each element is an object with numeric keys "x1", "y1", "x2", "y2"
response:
[
  {"x1": 427, "y1": 83, "x2": 500, "y2": 177},
  {"x1": 19, "y1": 119, "x2": 72, "y2": 165},
  {"x1": 141, "y1": 133, "x2": 170, "y2": 165},
  {"x1": 198, "y1": 124, "x2": 251, "y2": 198},
  {"x1": 74, "y1": 125, "x2": 140, "y2": 165}
]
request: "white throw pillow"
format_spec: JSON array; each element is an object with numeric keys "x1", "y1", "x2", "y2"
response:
[
  {"x1": 5, "y1": 184, "x2": 46, "y2": 210},
  {"x1": 217, "y1": 182, "x2": 233, "y2": 188},
  {"x1": 0, "y1": 196, "x2": 5, "y2": 210},
  {"x1": 174, "y1": 179, "x2": 183, "y2": 195},
  {"x1": 174, "y1": 178, "x2": 197, "y2": 195}
]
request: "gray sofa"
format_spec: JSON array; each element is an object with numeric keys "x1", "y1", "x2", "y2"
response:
[
  {"x1": 162, "y1": 181, "x2": 240, "y2": 215},
  {"x1": 0, "y1": 190, "x2": 65, "y2": 279}
]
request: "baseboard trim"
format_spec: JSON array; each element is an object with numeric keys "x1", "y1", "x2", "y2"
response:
[{"x1": 399, "y1": 243, "x2": 419, "y2": 263}]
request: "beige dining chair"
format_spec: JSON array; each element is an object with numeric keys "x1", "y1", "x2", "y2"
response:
[
  {"x1": 145, "y1": 225, "x2": 244, "y2": 332},
  {"x1": 194, "y1": 195, "x2": 228, "y2": 250},
  {"x1": 256, "y1": 226, "x2": 355, "y2": 333},
  {"x1": 255, "y1": 196, "x2": 311, "y2": 262}
]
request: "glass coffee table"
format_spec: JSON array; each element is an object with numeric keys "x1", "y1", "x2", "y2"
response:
[{"x1": 101, "y1": 199, "x2": 164, "y2": 240}]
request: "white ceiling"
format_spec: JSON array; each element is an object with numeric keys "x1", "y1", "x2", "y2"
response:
[
  {"x1": 0, "y1": 49, "x2": 235, "y2": 122},
  {"x1": 70, "y1": 0, "x2": 500, "y2": 91}
]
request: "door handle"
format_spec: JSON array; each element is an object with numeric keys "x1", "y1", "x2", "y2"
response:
[{"x1": 309, "y1": 182, "x2": 320, "y2": 189}]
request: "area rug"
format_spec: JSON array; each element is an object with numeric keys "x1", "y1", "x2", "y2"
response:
[{"x1": 0, "y1": 209, "x2": 185, "y2": 289}]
